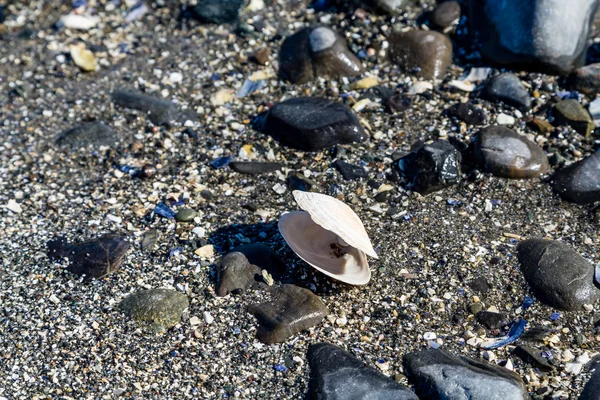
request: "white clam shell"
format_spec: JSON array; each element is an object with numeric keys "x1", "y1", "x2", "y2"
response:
[{"x1": 278, "y1": 191, "x2": 378, "y2": 285}]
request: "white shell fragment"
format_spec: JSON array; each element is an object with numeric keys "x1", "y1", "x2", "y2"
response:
[{"x1": 278, "y1": 191, "x2": 378, "y2": 285}]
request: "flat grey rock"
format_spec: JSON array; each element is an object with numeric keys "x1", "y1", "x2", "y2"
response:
[{"x1": 120, "y1": 289, "x2": 189, "y2": 332}]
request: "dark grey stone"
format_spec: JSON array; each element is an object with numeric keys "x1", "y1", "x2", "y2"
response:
[
  {"x1": 307, "y1": 343, "x2": 418, "y2": 400},
  {"x1": 568, "y1": 63, "x2": 600, "y2": 95},
  {"x1": 482, "y1": 73, "x2": 531, "y2": 111},
  {"x1": 247, "y1": 284, "x2": 328, "y2": 343},
  {"x1": 55, "y1": 122, "x2": 117, "y2": 148},
  {"x1": 47, "y1": 234, "x2": 130, "y2": 280},
  {"x1": 579, "y1": 361, "x2": 600, "y2": 399},
  {"x1": 333, "y1": 160, "x2": 367, "y2": 180},
  {"x1": 550, "y1": 151, "x2": 600, "y2": 204},
  {"x1": 229, "y1": 161, "x2": 283, "y2": 175},
  {"x1": 388, "y1": 30, "x2": 453, "y2": 80},
  {"x1": 120, "y1": 289, "x2": 189, "y2": 332},
  {"x1": 395, "y1": 140, "x2": 460, "y2": 195},
  {"x1": 476, "y1": 311, "x2": 510, "y2": 330},
  {"x1": 552, "y1": 99, "x2": 594, "y2": 137},
  {"x1": 141, "y1": 229, "x2": 158, "y2": 250},
  {"x1": 513, "y1": 345, "x2": 554, "y2": 372},
  {"x1": 403, "y1": 348, "x2": 528, "y2": 400},
  {"x1": 472, "y1": 126, "x2": 549, "y2": 179},
  {"x1": 111, "y1": 90, "x2": 195, "y2": 126},
  {"x1": 448, "y1": 103, "x2": 488, "y2": 126},
  {"x1": 431, "y1": 1, "x2": 461, "y2": 29},
  {"x1": 517, "y1": 238, "x2": 600, "y2": 310},
  {"x1": 469, "y1": 0, "x2": 599, "y2": 75},
  {"x1": 262, "y1": 97, "x2": 367, "y2": 151},
  {"x1": 192, "y1": 0, "x2": 243, "y2": 24}
]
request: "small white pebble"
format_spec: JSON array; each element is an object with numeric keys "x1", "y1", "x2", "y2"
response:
[
  {"x1": 190, "y1": 316, "x2": 201, "y2": 326},
  {"x1": 49, "y1": 294, "x2": 60, "y2": 304},
  {"x1": 203, "y1": 312, "x2": 214, "y2": 324},
  {"x1": 423, "y1": 332, "x2": 437, "y2": 340},
  {"x1": 272, "y1": 183, "x2": 287, "y2": 195},
  {"x1": 6, "y1": 199, "x2": 22, "y2": 213},
  {"x1": 497, "y1": 113, "x2": 515, "y2": 125}
]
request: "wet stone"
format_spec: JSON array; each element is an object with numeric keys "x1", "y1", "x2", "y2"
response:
[
  {"x1": 307, "y1": 343, "x2": 419, "y2": 400},
  {"x1": 552, "y1": 99, "x2": 594, "y2": 137},
  {"x1": 470, "y1": 0, "x2": 597, "y2": 74},
  {"x1": 517, "y1": 238, "x2": 600, "y2": 311},
  {"x1": 580, "y1": 361, "x2": 600, "y2": 400},
  {"x1": 47, "y1": 234, "x2": 130, "y2": 280},
  {"x1": 476, "y1": 311, "x2": 509, "y2": 330},
  {"x1": 482, "y1": 73, "x2": 531, "y2": 111},
  {"x1": 388, "y1": 30, "x2": 453, "y2": 80},
  {"x1": 448, "y1": 103, "x2": 487, "y2": 126},
  {"x1": 527, "y1": 118, "x2": 554, "y2": 134},
  {"x1": 394, "y1": 140, "x2": 460, "y2": 195},
  {"x1": 332, "y1": 160, "x2": 367, "y2": 180},
  {"x1": 55, "y1": 121, "x2": 117, "y2": 148},
  {"x1": 568, "y1": 63, "x2": 600, "y2": 95},
  {"x1": 175, "y1": 208, "x2": 197, "y2": 222},
  {"x1": 141, "y1": 229, "x2": 158, "y2": 250},
  {"x1": 247, "y1": 284, "x2": 328, "y2": 343},
  {"x1": 430, "y1": 1, "x2": 461, "y2": 29},
  {"x1": 120, "y1": 288, "x2": 189, "y2": 332},
  {"x1": 513, "y1": 346, "x2": 554, "y2": 372},
  {"x1": 550, "y1": 151, "x2": 600, "y2": 204},
  {"x1": 472, "y1": 126, "x2": 549, "y2": 179},
  {"x1": 403, "y1": 348, "x2": 528, "y2": 399},
  {"x1": 191, "y1": 0, "x2": 243, "y2": 24},
  {"x1": 468, "y1": 276, "x2": 491, "y2": 294},
  {"x1": 111, "y1": 90, "x2": 195, "y2": 126},
  {"x1": 229, "y1": 161, "x2": 283, "y2": 175},
  {"x1": 262, "y1": 97, "x2": 367, "y2": 151},
  {"x1": 278, "y1": 26, "x2": 362, "y2": 84}
]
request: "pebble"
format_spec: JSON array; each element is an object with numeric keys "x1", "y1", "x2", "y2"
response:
[
  {"x1": 195, "y1": 244, "x2": 215, "y2": 259},
  {"x1": 191, "y1": 0, "x2": 244, "y2": 24},
  {"x1": 552, "y1": 99, "x2": 595, "y2": 137},
  {"x1": 111, "y1": 90, "x2": 194, "y2": 126},
  {"x1": 550, "y1": 150, "x2": 600, "y2": 204},
  {"x1": 366, "y1": 0, "x2": 407, "y2": 14},
  {"x1": 279, "y1": 26, "x2": 362, "y2": 84},
  {"x1": 332, "y1": 159, "x2": 368, "y2": 180},
  {"x1": 262, "y1": 97, "x2": 367, "y2": 151},
  {"x1": 430, "y1": 1, "x2": 461, "y2": 29},
  {"x1": 588, "y1": 98, "x2": 600, "y2": 127},
  {"x1": 306, "y1": 343, "x2": 418, "y2": 400},
  {"x1": 513, "y1": 346, "x2": 554, "y2": 372},
  {"x1": 229, "y1": 161, "x2": 283, "y2": 175},
  {"x1": 141, "y1": 229, "x2": 159, "y2": 250},
  {"x1": 69, "y1": 42, "x2": 96, "y2": 72},
  {"x1": 517, "y1": 238, "x2": 600, "y2": 310},
  {"x1": 120, "y1": 289, "x2": 189, "y2": 332},
  {"x1": 394, "y1": 140, "x2": 461, "y2": 194},
  {"x1": 447, "y1": 103, "x2": 488, "y2": 126},
  {"x1": 386, "y1": 94, "x2": 413, "y2": 112},
  {"x1": 6, "y1": 199, "x2": 22, "y2": 213},
  {"x1": 247, "y1": 284, "x2": 328, "y2": 343},
  {"x1": 388, "y1": 30, "x2": 452, "y2": 80},
  {"x1": 253, "y1": 47, "x2": 271, "y2": 65},
  {"x1": 47, "y1": 235, "x2": 130, "y2": 280},
  {"x1": 482, "y1": 73, "x2": 531, "y2": 111},
  {"x1": 55, "y1": 122, "x2": 117, "y2": 148},
  {"x1": 496, "y1": 113, "x2": 515, "y2": 125},
  {"x1": 579, "y1": 361, "x2": 600, "y2": 399},
  {"x1": 175, "y1": 208, "x2": 197, "y2": 222},
  {"x1": 403, "y1": 348, "x2": 528, "y2": 399},
  {"x1": 476, "y1": 311, "x2": 510, "y2": 330},
  {"x1": 470, "y1": 0, "x2": 597, "y2": 74},
  {"x1": 472, "y1": 126, "x2": 549, "y2": 179},
  {"x1": 568, "y1": 63, "x2": 600, "y2": 95}
]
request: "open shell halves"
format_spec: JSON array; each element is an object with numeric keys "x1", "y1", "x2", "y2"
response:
[{"x1": 278, "y1": 191, "x2": 378, "y2": 285}]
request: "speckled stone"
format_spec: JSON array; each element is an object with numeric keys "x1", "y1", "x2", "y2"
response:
[
  {"x1": 175, "y1": 208, "x2": 197, "y2": 222},
  {"x1": 55, "y1": 122, "x2": 117, "y2": 148},
  {"x1": 388, "y1": 30, "x2": 453, "y2": 80},
  {"x1": 552, "y1": 99, "x2": 594, "y2": 137},
  {"x1": 279, "y1": 26, "x2": 363, "y2": 84},
  {"x1": 550, "y1": 151, "x2": 600, "y2": 204},
  {"x1": 120, "y1": 289, "x2": 189, "y2": 332},
  {"x1": 47, "y1": 234, "x2": 130, "y2": 280},
  {"x1": 517, "y1": 238, "x2": 600, "y2": 311},
  {"x1": 262, "y1": 97, "x2": 367, "y2": 151},
  {"x1": 431, "y1": 1, "x2": 461, "y2": 29},
  {"x1": 248, "y1": 284, "x2": 328, "y2": 343},
  {"x1": 403, "y1": 348, "x2": 528, "y2": 399},
  {"x1": 307, "y1": 343, "x2": 418, "y2": 400},
  {"x1": 472, "y1": 126, "x2": 549, "y2": 179}
]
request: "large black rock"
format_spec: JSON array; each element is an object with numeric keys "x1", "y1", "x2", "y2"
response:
[
  {"x1": 517, "y1": 238, "x2": 600, "y2": 310},
  {"x1": 550, "y1": 151, "x2": 600, "y2": 204},
  {"x1": 403, "y1": 348, "x2": 528, "y2": 399},
  {"x1": 262, "y1": 97, "x2": 367, "y2": 151},
  {"x1": 394, "y1": 140, "x2": 460, "y2": 194},
  {"x1": 307, "y1": 343, "x2": 418, "y2": 400}
]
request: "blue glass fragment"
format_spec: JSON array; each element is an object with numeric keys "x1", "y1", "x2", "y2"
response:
[
  {"x1": 154, "y1": 202, "x2": 176, "y2": 219},
  {"x1": 481, "y1": 319, "x2": 527, "y2": 350},
  {"x1": 550, "y1": 312, "x2": 560, "y2": 321},
  {"x1": 522, "y1": 297, "x2": 534, "y2": 310},
  {"x1": 273, "y1": 364, "x2": 287, "y2": 372},
  {"x1": 210, "y1": 156, "x2": 231, "y2": 169},
  {"x1": 236, "y1": 79, "x2": 265, "y2": 98}
]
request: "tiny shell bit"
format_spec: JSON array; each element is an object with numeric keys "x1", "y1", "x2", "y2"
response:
[{"x1": 278, "y1": 191, "x2": 378, "y2": 285}]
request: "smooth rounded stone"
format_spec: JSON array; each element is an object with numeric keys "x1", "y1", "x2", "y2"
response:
[
  {"x1": 307, "y1": 343, "x2": 419, "y2": 400},
  {"x1": 568, "y1": 63, "x2": 600, "y2": 95},
  {"x1": 476, "y1": 311, "x2": 510, "y2": 330},
  {"x1": 482, "y1": 73, "x2": 531, "y2": 111},
  {"x1": 394, "y1": 140, "x2": 460, "y2": 195},
  {"x1": 403, "y1": 348, "x2": 528, "y2": 400},
  {"x1": 517, "y1": 238, "x2": 600, "y2": 310},
  {"x1": 472, "y1": 126, "x2": 549, "y2": 179},
  {"x1": 388, "y1": 30, "x2": 453, "y2": 80},
  {"x1": 552, "y1": 99, "x2": 594, "y2": 137},
  {"x1": 332, "y1": 159, "x2": 367, "y2": 180},
  {"x1": 262, "y1": 97, "x2": 367, "y2": 151},
  {"x1": 55, "y1": 122, "x2": 117, "y2": 148},
  {"x1": 579, "y1": 362, "x2": 600, "y2": 400},
  {"x1": 447, "y1": 103, "x2": 488, "y2": 125},
  {"x1": 175, "y1": 208, "x2": 196, "y2": 222},
  {"x1": 47, "y1": 234, "x2": 130, "y2": 280},
  {"x1": 247, "y1": 284, "x2": 328, "y2": 343},
  {"x1": 111, "y1": 90, "x2": 195, "y2": 126},
  {"x1": 278, "y1": 26, "x2": 363, "y2": 84},
  {"x1": 513, "y1": 345, "x2": 554, "y2": 372},
  {"x1": 386, "y1": 94, "x2": 413, "y2": 112},
  {"x1": 191, "y1": 0, "x2": 243, "y2": 24},
  {"x1": 229, "y1": 161, "x2": 283, "y2": 175},
  {"x1": 469, "y1": 0, "x2": 598, "y2": 74},
  {"x1": 363, "y1": 0, "x2": 407, "y2": 14},
  {"x1": 120, "y1": 289, "x2": 189, "y2": 332},
  {"x1": 550, "y1": 151, "x2": 600, "y2": 204},
  {"x1": 431, "y1": 1, "x2": 461, "y2": 29}
]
